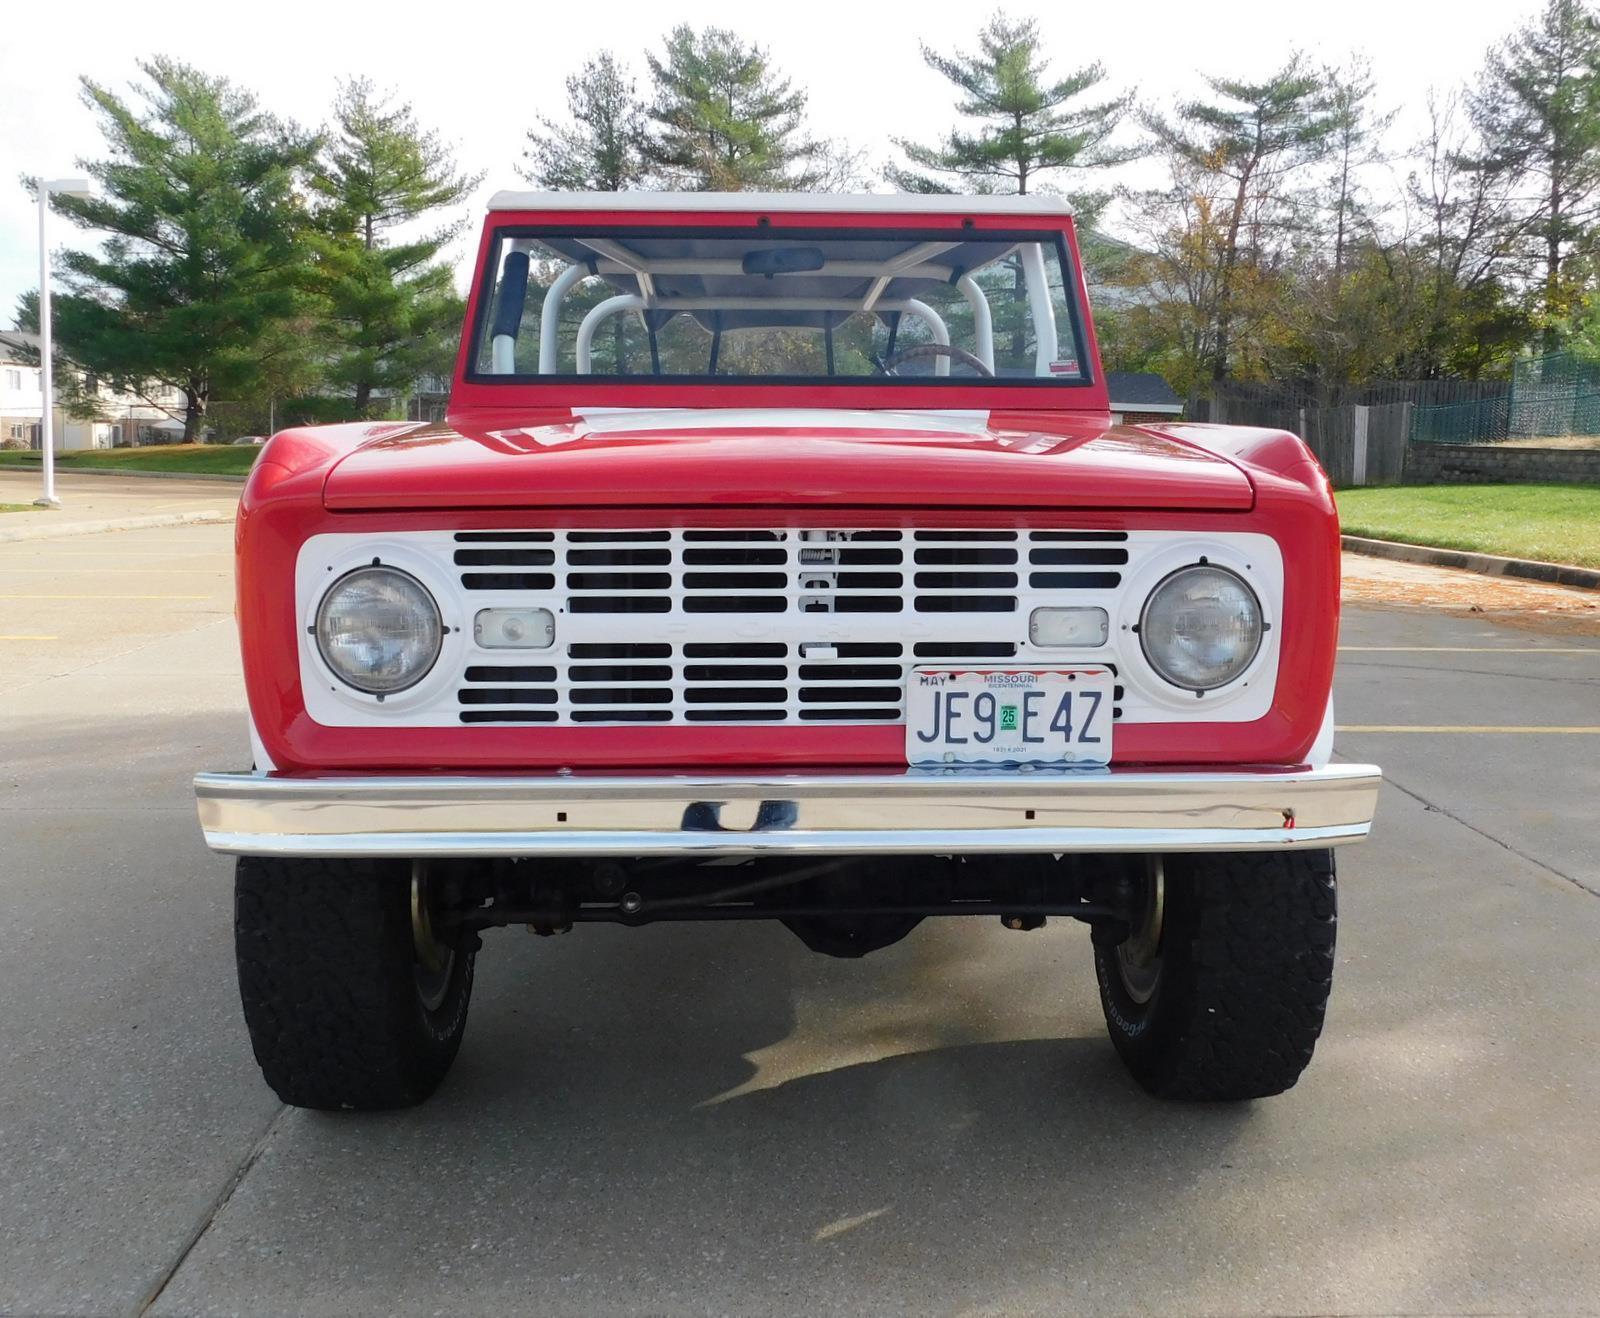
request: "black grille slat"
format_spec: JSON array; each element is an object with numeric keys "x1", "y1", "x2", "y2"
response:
[
  {"x1": 569, "y1": 664, "x2": 674, "y2": 683},
  {"x1": 798, "y1": 664, "x2": 901, "y2": 680},
  {"x1": 569, "y1": 597, "x2": 672, "y2": 614},
  {"x1": 1029, "y1": 548, "x2": 1130, "y2": 565},
  {"x1": 684, "y1": 596, "x2": 786, "y2": 613},
  {"x1": 913, "y1": 642, "x2": 1017, "y2": 658},
  {"x1": 461, "y1": 572, "x2": 556, "y2": 591},
  {"x1": 454, "y1": 548, "x2": 556, "y2": 566},
  {"x1": 914, "y1": 571, "x2": 1018, "y2": 589},
  {"x1": 463, "y1": 665, "x2": 557, "y2": 683},
  {"x1": 831, "y1": 547, "x2": 903, "y2": 565},
  {"x1": 460, "y1": 709, "x2": 559, "y2": 722},
  {"x1": 684, "y1": 547, "x2": 786, "y2": 565},
  {"x1": 799, "y1": 685, "x2": 902, "y2": 703},
  {"x1": 914, "y1": 595, "x2": 1017, "y2": 613},
  {"x1": 568, "y1": 548, "x2": 672, "y2": 566},
  {"x1": 568, "y1": 643, "x2": 672, "y2": 659},
  {"x1": 685, "y1": 687, "x2": 787, "y2": 704},
  {"x1": 1029, "y1": 572, "x2": 1123, "y2": 589},
  {"x1": 567, "y1": 572, "x2": 673, "y2": 591},
  {"x1": 834, "y1": 643, "x2": 904, "y2": 658},
  {"x1": 684, "y1": 664, "x2": 788, "y2": 681},
  {"x1": 914, "y1": 547, "x2": 1017, "y2": 565},
  {"x1": 570, "y1": 687, "x2": 672, "y2": 705},
  {"x1": 458, "y1": 688, "x2": 557, "y2": 705},
  {"x1": 684, "y1": 642, "x2": 787, "y2": 658},
  {"x1": 685, "y1": 571, "x2": 788, "y2": 589},
  {"x1": 828, "y1": 596, "x2": 902, "y2": 613}
]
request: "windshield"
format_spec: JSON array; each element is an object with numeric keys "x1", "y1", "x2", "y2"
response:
[{"x1": 470, "y1": 226, "x2": 1089, "y2": 386}]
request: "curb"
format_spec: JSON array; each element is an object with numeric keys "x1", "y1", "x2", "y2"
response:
[
  {"x1": 0, "y1": 464, "x2": 248, "y2": 484},
  {"x1": 0, "y1": 509, "x2": 230, "y2": 545},
  {"x1": 1342, "y1": 535, "x2": 1600, "y2": 591}
]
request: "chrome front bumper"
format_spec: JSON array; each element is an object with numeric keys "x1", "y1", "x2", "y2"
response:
[{"x1": 194, "y1": 764, "x2": 1381, "y2": 859}]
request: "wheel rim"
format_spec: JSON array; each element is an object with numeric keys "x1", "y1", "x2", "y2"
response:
[
  {"x1": 411, "y1": 862, "x2": 455, "y2": 1013},
  {"x1": 1115, "y1": 859, "x2": 1165, "y2": 1005}
]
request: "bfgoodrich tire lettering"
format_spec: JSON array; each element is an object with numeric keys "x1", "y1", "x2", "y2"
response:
[
  {"x1": 1093, "y1": 849, "x2": 1336, "y2": 1100},
  {"x1": 235, "y1": 856, "x2": 475, "y2": 1110}
]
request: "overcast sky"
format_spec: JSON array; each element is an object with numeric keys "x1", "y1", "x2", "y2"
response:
[{"x1": 0, "y1": 0, "x2": 1550, "y2": 322}]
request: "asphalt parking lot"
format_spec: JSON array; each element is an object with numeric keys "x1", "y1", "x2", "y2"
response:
[{"x1": 2, "y1": 500, "x2": 1598, "y2": 1317}]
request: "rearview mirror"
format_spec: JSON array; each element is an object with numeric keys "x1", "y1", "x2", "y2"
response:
[{"x1": 741, "y1": 246, "x2": 826, "y2": 277}]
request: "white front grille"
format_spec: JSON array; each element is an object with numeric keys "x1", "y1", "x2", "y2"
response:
[{"x1": 296, "y1": 527, "x2": 1284, "y2": 728}]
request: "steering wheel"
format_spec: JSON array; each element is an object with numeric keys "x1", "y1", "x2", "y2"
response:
[{"x1": 875, "y1": 343, "x2": 995, "y2": 377}]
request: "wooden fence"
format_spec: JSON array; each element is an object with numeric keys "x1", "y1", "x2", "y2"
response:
[{"x1": 1199, "y1": 398, "x2": 1412, "y2": 487}]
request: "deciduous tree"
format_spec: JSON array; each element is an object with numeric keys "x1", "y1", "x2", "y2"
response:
[{"x1": 1142, "y1": 56, "x2": 1337, "y2": 383}]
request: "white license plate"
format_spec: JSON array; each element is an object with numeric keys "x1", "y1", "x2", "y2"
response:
[{"x1": 905, "y1": 667, "x2": 1114, "y2": 767}]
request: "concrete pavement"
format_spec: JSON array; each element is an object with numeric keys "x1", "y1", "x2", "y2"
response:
[
  {"x1": 0, "y1": 470, "x2": 240, "y2": 544},
  {"x1": 2, "y1": 517, "x2": 1598, "y2": 1316}
]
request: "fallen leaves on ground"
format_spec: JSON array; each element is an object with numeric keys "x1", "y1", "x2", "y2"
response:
[{"x1": 1342, "y1": 554, "x2": 1600, "y2": 636}]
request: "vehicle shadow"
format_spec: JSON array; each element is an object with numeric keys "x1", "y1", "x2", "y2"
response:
[{"x1": 161, "y1": 915, "x2": 1264, "y2": 1314}]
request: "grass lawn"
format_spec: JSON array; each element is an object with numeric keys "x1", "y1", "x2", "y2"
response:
[
  {"x1": 1, "y1": 503, "x2": 41, "y2": 513},
  {"x1": 0, "y1": 443, "x2": 259, "y2": 476},
  {"x1": 1338, "y1": 483, "x2": 1600, "y2": 568}
]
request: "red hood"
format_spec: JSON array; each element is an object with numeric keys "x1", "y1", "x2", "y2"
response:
[{"x1": 320, "y1": 409, "x2": 1254, "y2": 511}]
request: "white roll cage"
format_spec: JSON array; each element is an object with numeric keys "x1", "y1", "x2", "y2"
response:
[{"x1": 489, "y1": 238, "x2": 1057, "y2": 379}]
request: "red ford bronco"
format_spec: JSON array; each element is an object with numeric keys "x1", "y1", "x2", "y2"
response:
[{"x1": 197, "y1": 191, "x2": 1381, "y2": 1109}]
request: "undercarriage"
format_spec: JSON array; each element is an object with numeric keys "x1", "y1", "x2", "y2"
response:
[{"x1": 425, "y1": 852, "x2": 1148, "y2": 957}]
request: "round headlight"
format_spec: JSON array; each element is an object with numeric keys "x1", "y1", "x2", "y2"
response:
[
  {"x1": 315, "y1": 566, "x2": 442, "y2": 694},
  {"x1": 1139, "y1": 564, "x2": 1263, "y2": 692}
]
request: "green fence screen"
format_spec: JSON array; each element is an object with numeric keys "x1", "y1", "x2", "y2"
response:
[{"x1": 1411, "y1": 352, "x2": 1600, "y2": 444}]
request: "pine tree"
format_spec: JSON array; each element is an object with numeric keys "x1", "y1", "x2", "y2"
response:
[
  {"x1": 1470, "y1": 0, "x2": 1600, "y2": 348},
  {"x1": 42, "y1": 57, "x2": 316, "y2": 442},
  {"x1": 643, "y1": 26, "x2": 820, "y2": 190},
  {"x1": 309, "y1": 79, "x2": 479, "y2": 416},
  {"x1": 889, "y1": 13, "x2": 1132, "y2": 199},
  {"x1": 521, "y1": 52, "x2": 649, "y2": 192}
]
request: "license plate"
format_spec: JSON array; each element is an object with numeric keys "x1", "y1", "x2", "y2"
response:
[{"x1": 905, "y1": 667, "x2": 1114, "y2": 767}]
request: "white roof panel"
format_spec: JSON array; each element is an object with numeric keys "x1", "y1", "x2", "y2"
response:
[{"x1": 487, "y1": 190, "x2": 1073, "y2": 217}]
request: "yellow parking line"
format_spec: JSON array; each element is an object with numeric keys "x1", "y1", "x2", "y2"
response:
[
  {"x1": 0, "y1": 592, "x2": 213, "y2": 601},
  {"x1": 0, "y1": 634, "x2": 57, "y2": 641},
  {"x1": 1339, "y1": 725, "x2": 1600, "y2": 734},
  {"x1": 1339, "y1": 646, "x2": 1596, "y2": 653}
]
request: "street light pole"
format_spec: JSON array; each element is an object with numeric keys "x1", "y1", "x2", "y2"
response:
[{"x1": 33, "y1": 177, "x2": 93, "y2": 510}]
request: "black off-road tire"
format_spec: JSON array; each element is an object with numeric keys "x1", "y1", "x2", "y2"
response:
[
  {"x1": 1093, "y1": 849, "x2": 1336, "y2": 1101},
  {"x1": 235, "y1": 857, "x2": 476, "y2": 1111}
]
